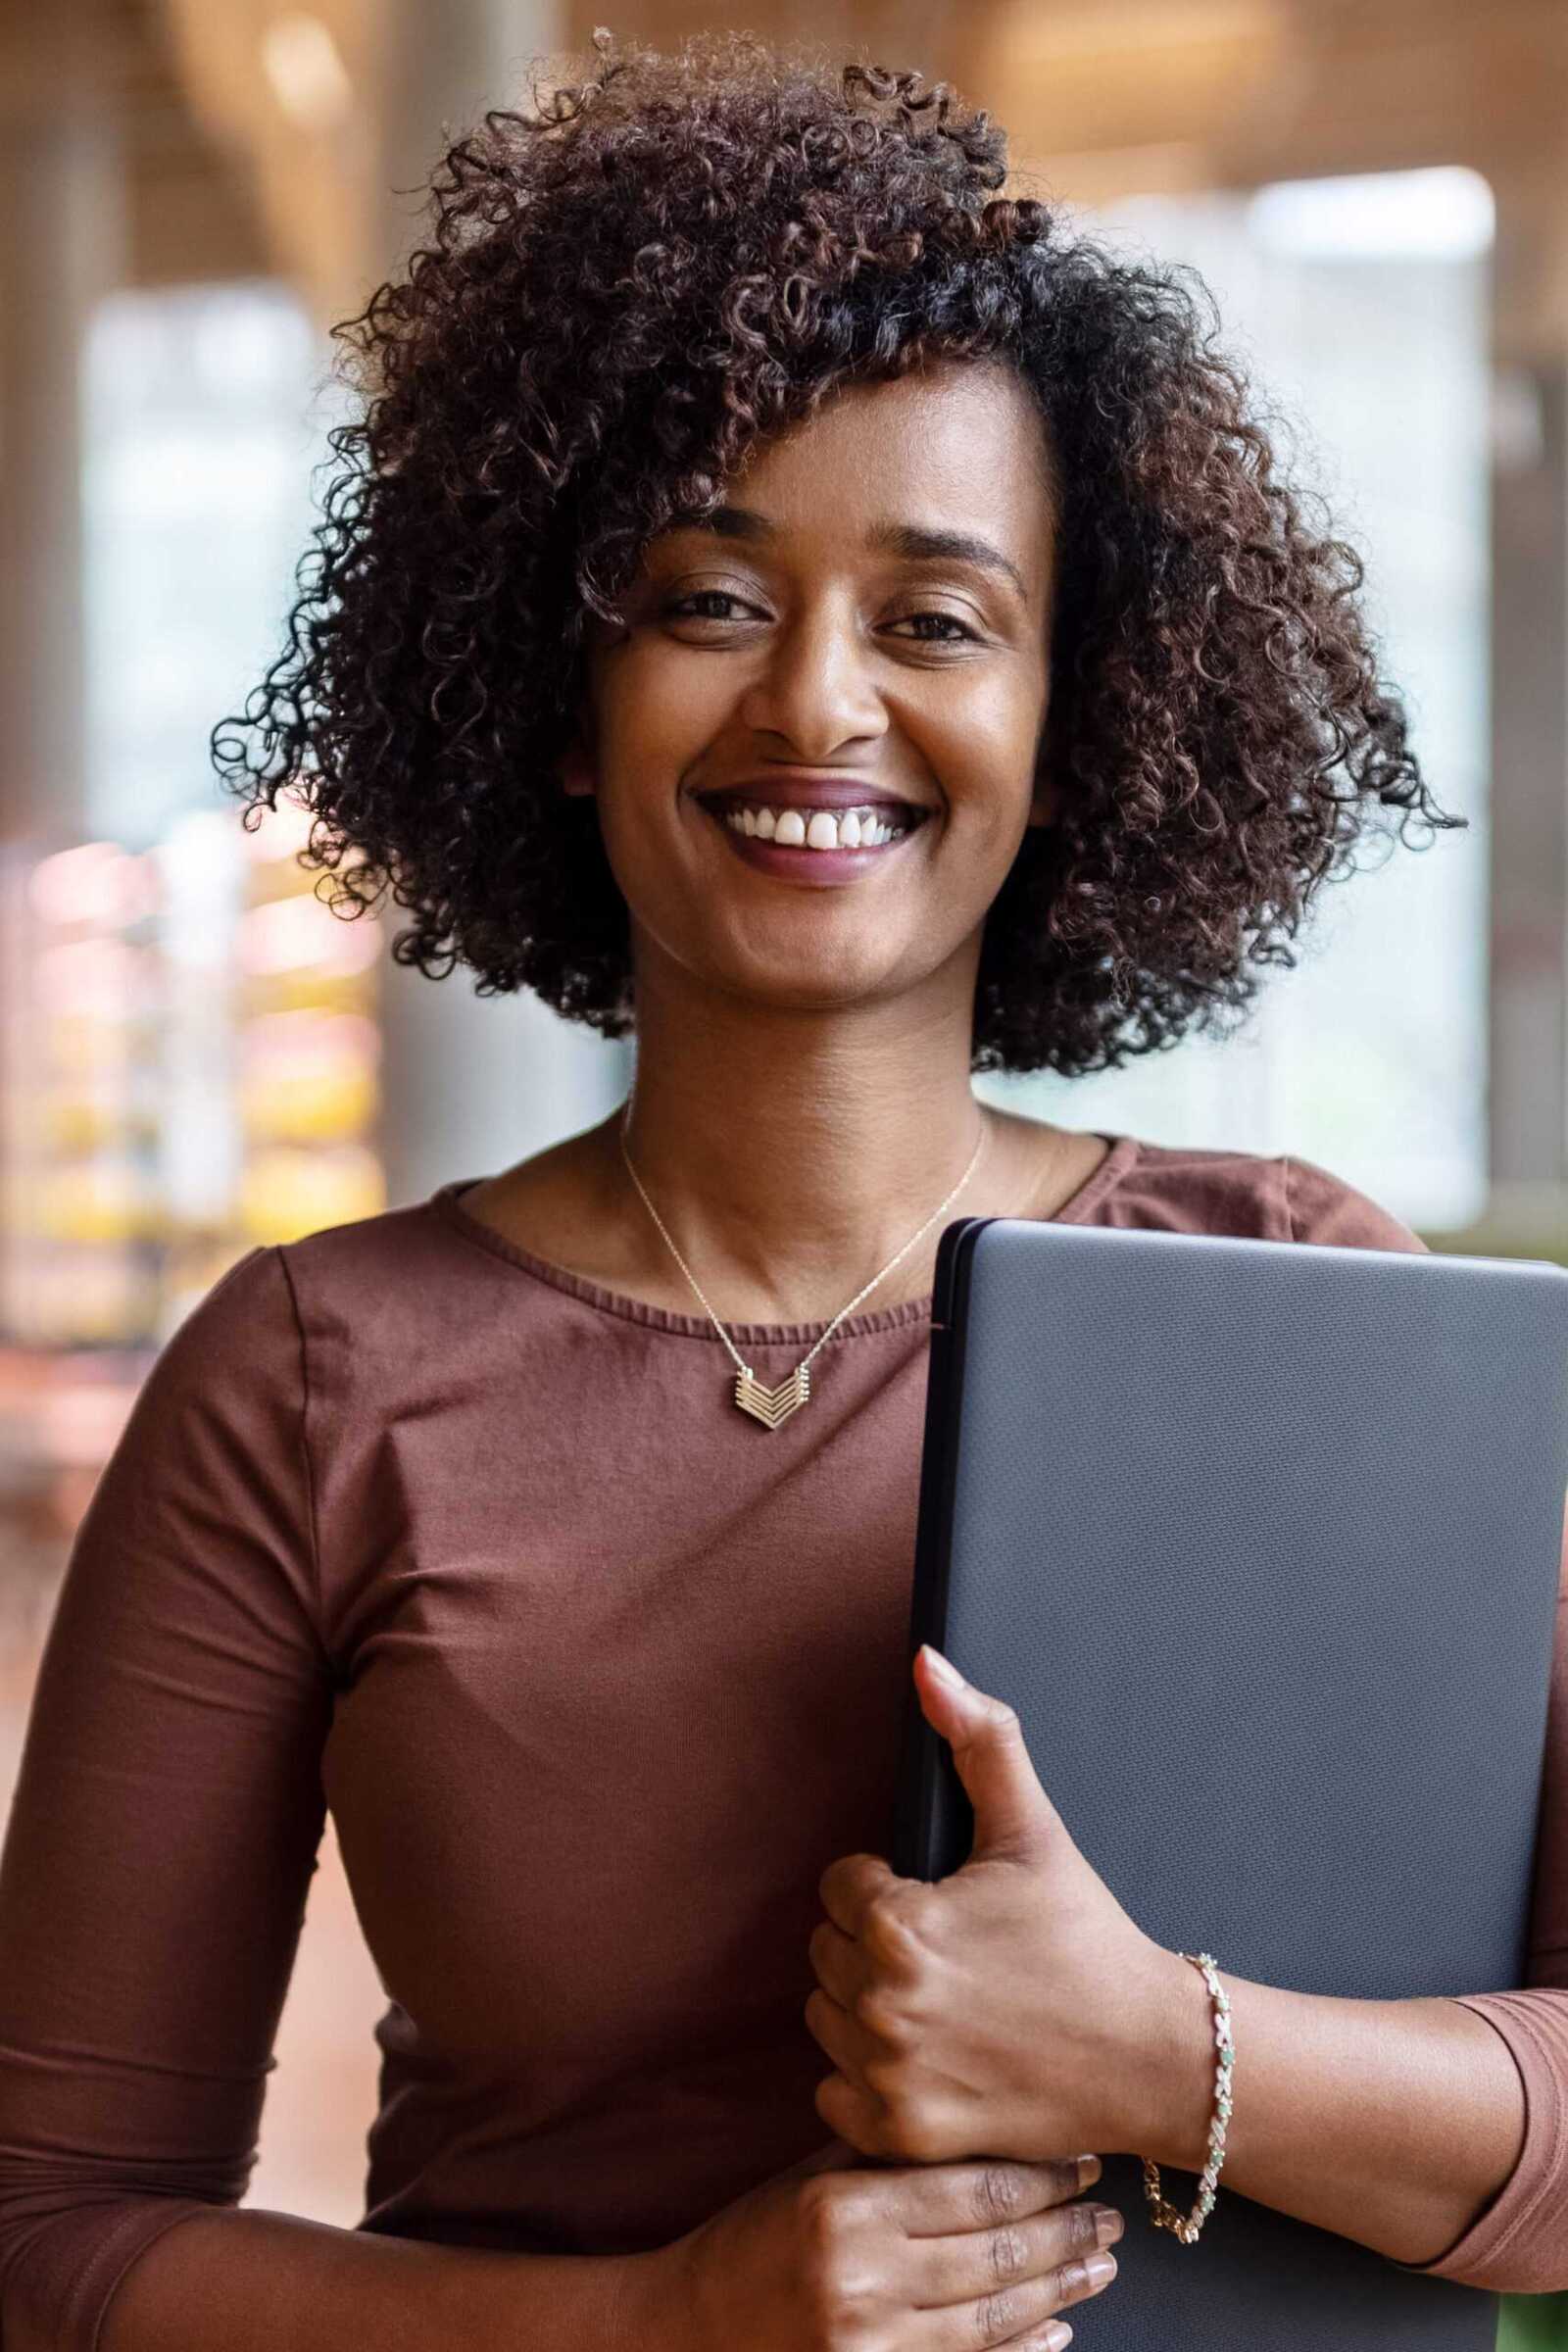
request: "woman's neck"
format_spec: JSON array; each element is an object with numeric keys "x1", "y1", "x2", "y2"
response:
[
  {"x1": 460, "y1": 965, "x2": 1109, "y2": 1326},
  {"x1": 577, "y1": 981, "x2": 1084, "y2": 1325},
  {"x1": 615, "y1": 1089, "x2": 987, "y2": 1322},
  {"x1": 463, "y1": 1092, "x2": 1104, "y2": 1327}
]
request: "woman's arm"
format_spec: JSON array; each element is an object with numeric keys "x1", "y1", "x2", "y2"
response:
[
  {"x1": 808, "y1": 1399, "x2": 1568, "y2": 2294},
  {"x1": 0, "y1": 1246, "x2": 330, "y2": 2345},
  {"x1": 1126, "y1": 1490, "x2": 1568, "y2": 2295},
  {"x1": 94, "y1": 2207, "x2": 673, "y2": 2352},
  {"x1": 1131, "y1": 1960, "x2": 1530, "y2": 2268},
  {"x1": 1129, "y1": 1715, "x2": 1568, "y2": 2291},
  {"x1": 1201, "y1": 1153, "x2": 1568, "y2": 2293},
  {"x1": 0, "y1": 1246, "x2": 692, "y2": 2352},
  {"x1": 808, "y1": 1513, "x2": 1568, "y2": 2297}
]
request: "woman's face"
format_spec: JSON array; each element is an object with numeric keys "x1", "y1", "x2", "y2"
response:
[{"x1": 565, "y1": 356, "x2": 1059, "y2": 1017}]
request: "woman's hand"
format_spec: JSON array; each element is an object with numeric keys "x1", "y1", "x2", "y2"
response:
[
  {"x1": 650, "y1": 2135, "x2": 1123, "y2": 2352},
  {"x1": 806, "y1": 1645, "x2": 1183, "y2": 2168}
]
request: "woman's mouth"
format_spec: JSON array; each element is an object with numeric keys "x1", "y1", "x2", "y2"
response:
[{"x1": 697, "y1": 795, "x2": 931, "y2": 885}]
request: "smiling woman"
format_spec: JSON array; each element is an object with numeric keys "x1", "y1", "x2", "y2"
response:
[
  {"x1": 2, "y1": 24, "x2": 1564, "y2": 2352},
  {"x1": 206, "y1": 26, "x2": 1456, "y2": 1086},
  {"x1": 554, "y1": 359, "x2": 1062, "y2": 1039}
]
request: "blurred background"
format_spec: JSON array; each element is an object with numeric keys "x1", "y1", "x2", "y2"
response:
[{"x1": 0, "y1": 0, "x2": 1564, "y2": 2326}]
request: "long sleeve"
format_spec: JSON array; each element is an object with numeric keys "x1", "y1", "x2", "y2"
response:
[
  {"x1": 1401, "y1": 1521, "x2": 1568, "y2": 2294},
  {"x1": 0, "y1": 1244, "x2": 334, "y2": 2350},
  {"x1": 1285, "y1": 1152, "x2": 1568, "y2": 2293}
]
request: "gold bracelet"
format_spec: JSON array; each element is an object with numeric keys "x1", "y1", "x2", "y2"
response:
[{"x1": 1140, "y1": 1950, "x2": 1232, "y2": 2245}]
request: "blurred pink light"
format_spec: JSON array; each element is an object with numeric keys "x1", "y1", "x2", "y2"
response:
[
  {"x1": 239, "y1": 893, "x2": 380, "y2": 975},
  {"x1": 242, "y1": 1008, "x2": 381, "y2": 1066},
  {"x1": 28, "y1": 842, "x2": 159, "y2": 930},
  {"x1": 37, "y1": 936, "x2": 157, "y2": 1015}
]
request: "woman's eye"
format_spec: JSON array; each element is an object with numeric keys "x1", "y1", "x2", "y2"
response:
[
  {"x1": 661, "y1": 595, "x2": 980, "y2": 643},
  {"x1": 664, "y1": 591, "x2": 756, "y2": 622},
  {"x1": 890, "y1": 611, "x2": 981, "y2": 644}
]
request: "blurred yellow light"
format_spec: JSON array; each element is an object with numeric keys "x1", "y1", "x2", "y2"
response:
[
  {"x1": 38, "y1": 1161, "x2": 161, "y2": 1244},
  {"x1": 239, "y1": 1146, "x2": 385, "y2": 1245},
  {"x1": 261, "y1": 14, "x2": 354, "y2": 134},
  {"x1": 242, "y1": 1007, "x2": 381, "y2": 1068},
  {"x1": 239, "y1": 1063, "x2": 377, "y2": 1143},
  {"x1": 996, "y1": 0, "x2": 1284, "y2": 63}
]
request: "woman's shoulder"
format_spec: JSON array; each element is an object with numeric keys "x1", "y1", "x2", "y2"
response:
[
  {"x1": 160, "y1": 1179, "x2": 566, "y2": 1392},
  {"x1": 266, "y1": 1177, "x2": 574, "y2": 1341},
  {"x1": 1103, "y1": 1133, "x2": 1428, "y2": 1254}
]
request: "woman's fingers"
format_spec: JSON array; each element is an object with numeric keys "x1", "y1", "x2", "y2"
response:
[
  {"x1": 911, "y1": 2214, "x2": 1118, "y2": 2346},
  {"x1": 882, "y1": 2156, "x2": 1121, "y2": 2349},
  {"x1": 911, "y1": 2193, "x2": 1121, "y2": 2302},
  {"x1": 897, "y1": 2154, "x2": 1097, "y2": 2234}
]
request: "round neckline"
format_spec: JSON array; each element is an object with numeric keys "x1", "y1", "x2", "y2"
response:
[{"x1": 425, "y1": 1131, "x2": 1141, "y2": 1347}]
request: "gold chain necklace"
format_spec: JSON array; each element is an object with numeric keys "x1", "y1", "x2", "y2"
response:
[{"x1": 617, "y1": 1093, "x2": 989, "y2": 1428}]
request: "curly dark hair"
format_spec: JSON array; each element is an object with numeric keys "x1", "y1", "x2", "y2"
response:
[{"x1": 211, "y1": 25, "x2": 1464, "y2": 1078}]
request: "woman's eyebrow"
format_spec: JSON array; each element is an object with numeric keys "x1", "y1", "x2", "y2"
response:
[
  {"x1": 667, "y1": 503, "x2": 1030, "y2": 603},
  {"x1": 865, "y1": 520, "x2": 1029, "y2": 603}
]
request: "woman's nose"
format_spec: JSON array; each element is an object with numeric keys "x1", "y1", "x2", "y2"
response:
[{"x1": 736, "y1": 607, "x2": 889, "y2": 761}]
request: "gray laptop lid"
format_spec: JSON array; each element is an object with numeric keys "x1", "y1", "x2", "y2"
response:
[{"x1": 894, "y1": 1217, "x2": 1568, "y2": 2350}]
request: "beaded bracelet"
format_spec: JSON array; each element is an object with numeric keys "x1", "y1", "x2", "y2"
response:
[{"x1": 1140, "y1": 1950, "x2": 1233, "y2": 2245}]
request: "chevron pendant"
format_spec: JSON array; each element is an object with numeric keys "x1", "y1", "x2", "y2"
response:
[{"x1": 734, "y1": 1364, "x2": 811, "y2": 1428}]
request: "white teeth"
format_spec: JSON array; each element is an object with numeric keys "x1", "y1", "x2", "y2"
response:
[{"x1": 719, "y1": 802, "x2": 914, "y2": 851}]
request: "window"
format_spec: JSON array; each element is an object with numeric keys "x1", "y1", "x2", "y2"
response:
[{"x1": 985, "y1": 169, "x2": 1494, "y2": 1233}]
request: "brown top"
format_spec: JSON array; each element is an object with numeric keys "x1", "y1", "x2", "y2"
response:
[{"x1": 0, "y1": 1133, "x2": 1564, "y2": 2349}]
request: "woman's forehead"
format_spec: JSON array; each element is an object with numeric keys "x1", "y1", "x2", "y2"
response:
[
  {"x1": 742, "y1": 361, "x2": 1052, "y2": 493},
  {"x1": 651, "y1": 365, "x2": 1056, "y2": 574}
]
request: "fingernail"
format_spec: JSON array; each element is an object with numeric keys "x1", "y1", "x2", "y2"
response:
[
  {"x1": 1075, "y1": 2153, "x2": 1102, "y2": 2189},
  {"x1": 921, "y1": 1645, "x2": 966, "y2": 1690},
  {"x1": 1045, "y1": 2327, "x2": 1073, "y2": 2350},
  {"x1": 1085, "y1": 2249, "x2": 1118, "y2": 2287},
  {"x1": 1092, "y1": 2204, "x2": 1124, "y2": 2247}
]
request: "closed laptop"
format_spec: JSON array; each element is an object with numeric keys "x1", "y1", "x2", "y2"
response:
[{"x1": 893, "y1": 1216, "x2": 1568, "y2": 2349}]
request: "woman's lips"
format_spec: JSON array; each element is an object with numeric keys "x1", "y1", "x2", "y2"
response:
[{"x1": 699, "y1": 799, "x2": 928, "y2": 886}]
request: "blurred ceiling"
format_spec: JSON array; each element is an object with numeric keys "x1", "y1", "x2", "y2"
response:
[
  {"x1": 1, "y1": 0, "x2": 1563, "y2": 350},
  {"x1": 0, "y1": 0, "x2": 268, "y2": 285},
  {"x1": 158, "y1": 0, "x2": 374, "y2": 321}
]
